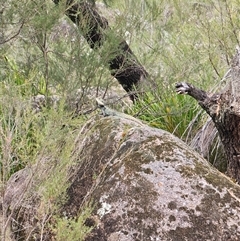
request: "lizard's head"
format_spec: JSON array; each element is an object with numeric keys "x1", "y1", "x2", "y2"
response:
[{"x1": 96, "y1": 97, "x2": 105, "y2": 108}]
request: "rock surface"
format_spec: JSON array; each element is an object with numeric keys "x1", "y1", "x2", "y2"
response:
[{"x1": 3, "y1": 115, "x2": 240, "y2": 240}]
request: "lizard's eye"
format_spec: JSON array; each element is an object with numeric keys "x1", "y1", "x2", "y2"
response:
[{"x1": 98, "y1": 104, "x2": 104, "y2": 108}]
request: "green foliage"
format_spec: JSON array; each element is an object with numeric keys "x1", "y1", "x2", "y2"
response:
[
  {"x1": 52, "y1": 205, "x2": 93, "y2": 241},
  {"x1": 107, "y1": 0, "x2": 240, "y2": 138},
  {"x1": 0, "y1": 56, "x2": 53, "y2": 181},
  {"x1": 1, "y1": 0, "x2": 239, "y2": 181},
  {"x1": 1, "y1": 0, "x2": 240, "y2": 238},
  {"x1": 0, "y1": 60, "x2": 91, "y2": 238},
  {"x1": 0, "y1": 53, "x2": 90, "y2": 240},
  {"x1": 129, "y1": 91, "x2": 201, "y2": 139}
]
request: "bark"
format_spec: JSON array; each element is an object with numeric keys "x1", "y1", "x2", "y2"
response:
[
  {"x1": 190, "y1": 117, "x2": 226, "y2": 172},
  {"x1": 176, "y1": 47, "x2": 240, "y2": 183},
  {"x1": 53, "y1": 0, "x2": 149, "y2": 101}
]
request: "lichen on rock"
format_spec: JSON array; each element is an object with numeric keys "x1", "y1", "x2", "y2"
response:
[{"x1": 3, "y1": 115, "x2": 240, "y2": 240}]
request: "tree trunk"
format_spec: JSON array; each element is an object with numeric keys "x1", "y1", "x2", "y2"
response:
[
  {"x1": 190, "y1": 117, "x2": 226, "y2": 172},
  {"x1": 53, "y1": 0, "x2": 149, "y2": 101},
  {"x1": 176, "y1": 47, "x2": 240, "y2": 183}
]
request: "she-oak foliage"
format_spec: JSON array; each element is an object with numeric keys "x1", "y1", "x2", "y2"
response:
[{"x1": 1, "y1": 0, "x2": 240, "y2": 240}]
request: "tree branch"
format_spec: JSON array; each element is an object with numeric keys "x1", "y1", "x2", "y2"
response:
[
  {"x1": 0, "y1": 21, "x2": 24, "y2": 44},
  {"x1": 176, "y1": 47, "x2": 240, "y2": 183},
  {"x1": 53, "y1": 0, "x2": 149, "y2": 101}
]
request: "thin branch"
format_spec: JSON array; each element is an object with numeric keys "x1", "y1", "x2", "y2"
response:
[{"x1": 0, "y1": 21, "x2": 25, "y2": 45}]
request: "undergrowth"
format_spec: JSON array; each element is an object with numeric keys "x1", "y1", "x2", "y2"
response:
[
  {"x1": 0, "y1": 57, "x2": 92, "y2": 240},
  {"x1": 1, "y1": 0, "x2": 240, "y2": 239},
  {"x1": 110, "y1": 0, "x2": 240, "y2": 140}
]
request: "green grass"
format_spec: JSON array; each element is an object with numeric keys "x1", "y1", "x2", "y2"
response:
[
  {"x1": 52, "y1": 206, "x2": 93, "y2": 241},
  {"x1": 1, "y1": 0, "x2": 239, "y2": 182},
  {"x1": 1, "y1": 0, "x2": 238, "y2": 173},
  {"x1": 105, "y1": 0, "x2": 240, "y2": 139},
  {"x1": 1, "y1": 0, "x2": 240, "y2": 238},
  {"x1": 0, "y1": 55, "x2": 92, "y2": 240},
  {"x1": 128, "y1": 90, "x2": 201, "y2": 139}
]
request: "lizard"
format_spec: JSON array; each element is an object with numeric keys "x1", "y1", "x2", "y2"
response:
[{"x1": 95, "y1": 98, "x2": 144, "y2": 126}]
